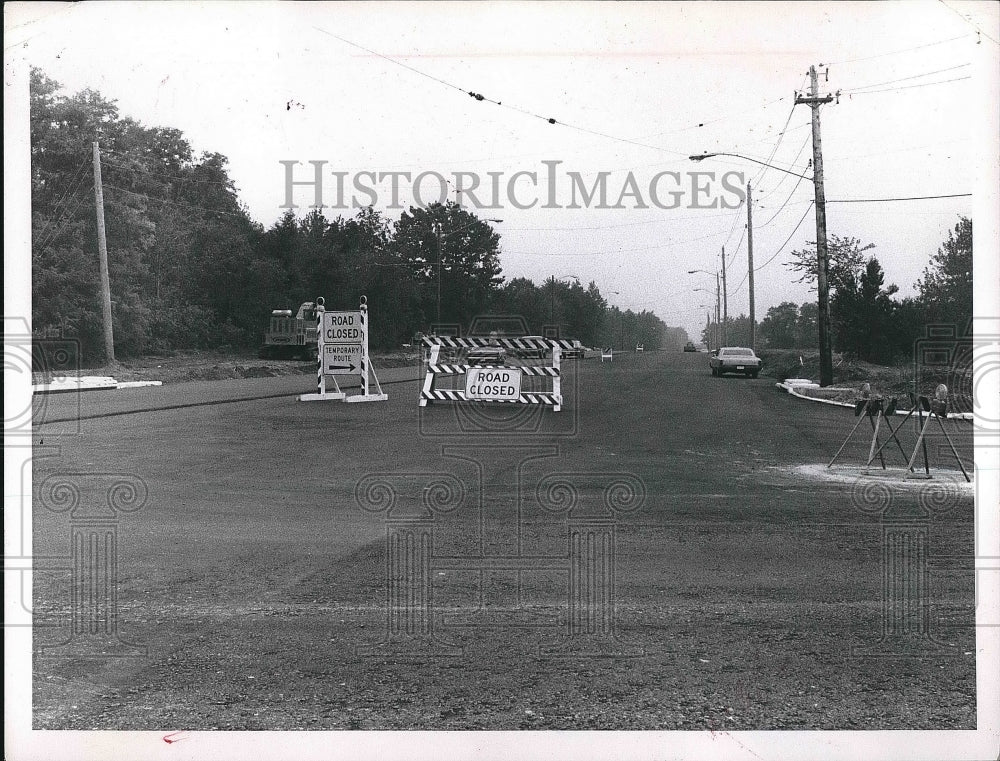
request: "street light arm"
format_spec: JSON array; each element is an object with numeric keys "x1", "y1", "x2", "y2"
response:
[{"x1": 689, "y1": 152, "x2": 812, "y2": 181}]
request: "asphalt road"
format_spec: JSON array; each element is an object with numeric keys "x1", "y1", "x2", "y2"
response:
[{"x1": 32, "y1": 350, "x2": 977, "y2": 730}]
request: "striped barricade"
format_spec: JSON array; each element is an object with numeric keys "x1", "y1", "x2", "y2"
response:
[{"x1": 419, "y1": 336, "x2": 574, "y2": 412}]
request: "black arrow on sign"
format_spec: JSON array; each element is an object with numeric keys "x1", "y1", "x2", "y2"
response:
[{"x1": 327, "y1": 364, "x2": 357, "y2": 372}]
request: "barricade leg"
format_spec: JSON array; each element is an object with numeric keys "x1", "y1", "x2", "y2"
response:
[{"x1": 935, "y1": 416, "x2": 971, "y2": 482}]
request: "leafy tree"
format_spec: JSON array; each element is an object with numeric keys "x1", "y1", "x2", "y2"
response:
[
  {"x1": 830, "y1": 257, "x2": 900, "y2": 361},
  {"x1": 916, "y1": 217, "x2": 972, "y2": 331},
  {"x1": 390, "y1": 202, "x2": 503, "y2": 329},
  {"x1": 796, "y1": 302, "x2": 818, "y2": 348},
  {"x1": 785, "y1": 235, "x2": 876, "y2": 294},
  {"x1": 759, "y1": 302, "x2": 799, "y2": 348}
]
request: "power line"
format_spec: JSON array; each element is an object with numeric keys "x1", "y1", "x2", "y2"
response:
[
  {"x1": 822, "y1": 33, "x2": 972, "y2": 65},
  {"x1": 751, "y1": 102, "x2": 797, "y2": 187},
  {"x1": 732, "y1": 201, "x2": 814, "y2": 293},
  {"x1": 844, "y1": 76, "x2": 970, "y2": 95},
  {"x1": 842, "y1": 63, "x2": 970, "y2": 93},
  {"x1": 34, "y1": 161, "x2": 92, "y2": 247},
  {"x1": 314, "y1": 26, "x2": 691, "y2": 159},
  {"x1": 935, "y1": 1, "x2": 999, "y2": 46},
  {"x1": 103, "y1": 184, "x2": 246, "y2": 217},
  {"x1": 505, "y1": 208, "x2": 743, "y2": 232},
  {"x1": 101, "y1": 155, "x2": 236, "y2": 186},
  {"x1": 36, "y1": 191, "x2": 92, "y2": 251},
  {"x1": 827, "y1": 193, "x2": 971, "y2": 202},
  {"x1": 757, "y1": 162, "x2": 809, "y2": 229}
]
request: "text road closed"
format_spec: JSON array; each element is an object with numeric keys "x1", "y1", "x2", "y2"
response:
[{"x1": 465, "y1": 367, "x2": 522, "y2": 401}]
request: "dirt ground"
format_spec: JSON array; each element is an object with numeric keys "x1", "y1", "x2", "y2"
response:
[{"x1": 31, "y1": 350, "x2": 977, "y2": 731}]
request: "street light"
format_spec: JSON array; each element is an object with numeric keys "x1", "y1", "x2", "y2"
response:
[
  {"x1": 688, "y1": 153, "x2": 812, "y2": 181},
  {"x1": 690, "y1": 150, "x2": 829, "y2": 381},
  {"x1": 435, "y1": 217, "x2": 503, "y2": 323},
  {"x1": 693, "y1": 283, "x2": 720, "y2": 350},
  {"x1": 691, "y1": 269, "x2": 722, "y2": 344}
]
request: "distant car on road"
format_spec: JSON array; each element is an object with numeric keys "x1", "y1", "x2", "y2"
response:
[
  {"x1": 513, "y1": 336, "x2": 549, "y2": 360},
  {"x1": 709, "y1": 347, "x2": 762, "y2": 378},
  {"x1": 560, "y1": 339, "x2": 587, "y2": 359},
  {"x1": 467, "y1": 345, "x2": 507, "y2": 365},
  {"x1": 683, "y1": 341, "x2": 697, "y2": 352},
  {"x1": 467, "y1": 330, "x2": 507, "y2": 365}
]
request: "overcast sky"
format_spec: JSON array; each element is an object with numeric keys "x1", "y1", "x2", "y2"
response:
[{"x1": 7, "y1": 1, "x2": 998, "y2": 340}]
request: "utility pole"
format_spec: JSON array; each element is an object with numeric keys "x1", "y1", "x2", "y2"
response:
[
  {"x1": 92, "y1": 141, "x2": 115, "y2": 364},
  {"x1": 796, "y1": 66, "x2": 835, "y2": 386},
  {"x1": 720, "y1": 246, "x2": 728, "y2": 346},
  {"x1": 435, "y1": 222, "x2": 443, "y2": 323},
  {"x1": 746, "y1": 183, "x2": 755, "y2": 352},
  {"x1": 705, "y1": 312, "x2": 711, "y2": 351},
  {"x1": 715, "y1": 272, "x2": 721, "y2": 350}
]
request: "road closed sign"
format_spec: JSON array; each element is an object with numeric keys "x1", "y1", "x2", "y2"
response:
[
  {"x1": 465, "y1": 367, "x2": 522, "y2": 401},
  {"x1": 323, "y1": 311, "x2": 364, "y2": 343}
]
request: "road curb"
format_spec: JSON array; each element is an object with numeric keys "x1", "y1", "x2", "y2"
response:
[{"x1": 775, "y1": 381, "x2": 974, "y2": 420}]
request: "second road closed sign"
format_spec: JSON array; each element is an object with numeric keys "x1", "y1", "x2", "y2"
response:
[{"x1": 465, "y1": 367, "x2": 522, "y2": 401}]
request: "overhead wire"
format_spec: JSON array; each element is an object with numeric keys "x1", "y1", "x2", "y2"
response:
[
  {"x1": 827, "y1": 193, "x2": 971, "y2": 202},
  {"x1": 731, "y1": 200, "x2": 815, "y2": 293},
  {"x1": 36, "y1": 190, "x2": 93, "y2": 251},
  {"x1": 843, "y1": 76, "x2": 971, "y2": 95},
  {"x1": 101, "y1": 154, "x2": 237, "y2": 187},
  {"x1": 821, "y1": 33, "x2": 972, "y2": 65},
  {"x1": 842, "y1": 63, "x2": 970, "y2": 93},
  {"x1": 104, "y1": 184, "x2": 246, "y2": 217},
  {"x1": 314, "y1": 26, "x2": 691, "y2": 158},
  {"x1": 34, "y1": 159, "x2": 92, "y2": 247}
]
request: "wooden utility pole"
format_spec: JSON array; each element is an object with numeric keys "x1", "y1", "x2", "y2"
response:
[
  {"x1": 705, "y1": 312, "x2": 712, "y2": 351},
  {"x1": 796, "y1": 66, "x2": 835, "y2": 386},
  {"x1": 720, "y1": 246, "x2": 728, "y2": 345},
  {"x1": 746, "y1": 183, "x2": 755, "y2": 352},
  {"x1": 92, "y1": 141, "x2": 115, "y2": 363},
  {"x1": 715, "y1": 272, "x2": 721, "y2": 350}
]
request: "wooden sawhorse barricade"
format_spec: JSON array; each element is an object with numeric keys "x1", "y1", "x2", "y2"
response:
[
  {"x1": 420, "y1": 335, "x2": 576, "y2": 412},
  {"x1": 828, "y1": 384, "x2": 970, "y2": 481}
]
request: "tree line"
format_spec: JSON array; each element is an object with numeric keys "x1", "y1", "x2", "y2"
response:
[
  {"x1": 701, "y1": 222, "x2": 972, "y2": 362},
  {"x1": 30, "y1": 69, "x2": 686, "y2": 364}
]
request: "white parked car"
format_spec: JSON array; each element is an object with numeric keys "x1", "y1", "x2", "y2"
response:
[{"x1": 709, "y1": 347, "x2": 762, "y2": 378}]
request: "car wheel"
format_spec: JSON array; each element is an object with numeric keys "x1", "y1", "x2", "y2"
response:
[{"x1": 750, "y1": 371, "x2": 759, "y2": 379}]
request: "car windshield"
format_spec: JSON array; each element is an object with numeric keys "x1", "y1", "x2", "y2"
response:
[{"x1": 723, "y1": 348, "x2": 754, "y2": 356}]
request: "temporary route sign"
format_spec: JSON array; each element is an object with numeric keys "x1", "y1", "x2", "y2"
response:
[
  {"x1": 465, "y1": 367, "x2": 522, "y2": 401},
  {"x1": 300, "y1": 295, "x2": 387, "y2": 403},
  {"x1": 324, "y1": 344, "x2": 362, "y2": 375},
  {"x1": 322, "y1": 311, "x2": 365, "y2": 343}
]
